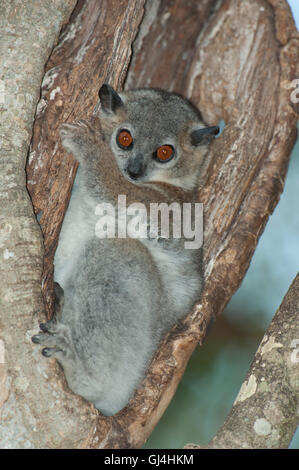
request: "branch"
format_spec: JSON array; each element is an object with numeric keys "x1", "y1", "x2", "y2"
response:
[{"x1": 186, "y1": 272, "x2": 299, "y2": 449}]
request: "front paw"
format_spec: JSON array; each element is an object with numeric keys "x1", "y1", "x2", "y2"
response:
[{"x1": 59, "y1": 121, "x2": 91, "y2": 161}]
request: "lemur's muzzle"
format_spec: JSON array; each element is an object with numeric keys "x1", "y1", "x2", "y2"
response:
[{"x1": 126, "y1": 154, "x2": 145, "y2": 180}]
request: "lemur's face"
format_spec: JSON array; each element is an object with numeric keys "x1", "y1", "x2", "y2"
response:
[{"x1": 99, "y1": 85, "x2": 219, "y2": 190}]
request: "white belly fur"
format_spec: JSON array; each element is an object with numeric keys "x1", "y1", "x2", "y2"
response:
[{"x1": 54, "y1": 179, "x2": 97, "y2": 289}]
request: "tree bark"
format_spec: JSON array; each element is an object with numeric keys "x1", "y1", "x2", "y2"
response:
[
  {"x1": 0, "y1": 0, "x2": 298, "y2": 448},
  {"x1": 186, "y1": 272, "x2": 299, "y2": 449}
]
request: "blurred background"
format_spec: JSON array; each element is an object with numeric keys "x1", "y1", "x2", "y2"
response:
[{"x1": 144, "y1": 0, "x2": 299, "y2": 449}]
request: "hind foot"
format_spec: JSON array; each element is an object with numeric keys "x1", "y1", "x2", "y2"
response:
[{"x1": 32, "y1": 321, "x2": 75, "y2": 362}]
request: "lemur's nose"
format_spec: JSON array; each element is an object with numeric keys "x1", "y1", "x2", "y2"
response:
[{"x1": 126, "y1": 155, "x2": 144, "y2": 179}]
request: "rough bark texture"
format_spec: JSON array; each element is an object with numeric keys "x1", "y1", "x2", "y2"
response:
[
  {"x1": 0, "y1": 0, "x2": 298, "y2": 449},
  {"x1": 125, "y1": 0, "x2": 219, "y2": 92},
  {"x1": 186, "y1": 272, "x2": 299, "y2": 449}
]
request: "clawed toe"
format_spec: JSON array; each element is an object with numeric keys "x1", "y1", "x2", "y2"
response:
[
  {"x1": 39, "y1": 322, "x2": 55, "y2": 334},
  {"x1": 42, "y1": 347, "x2": 62, "y2": 357},
  {"x1": 31, "y1": 329, "x2": 62, "y2": 348},
  {"x1": 31, "y1": 334, "x2": 42, "y2": 344}
]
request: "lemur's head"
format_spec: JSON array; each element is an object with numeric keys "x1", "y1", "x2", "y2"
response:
[{"x1": 98, "y1": 84, "x2": 219, "y2": 190}]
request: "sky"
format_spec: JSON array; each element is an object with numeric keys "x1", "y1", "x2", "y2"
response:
[{"x1": 288, "y1": 0, "x2": 299, "y2": 29}]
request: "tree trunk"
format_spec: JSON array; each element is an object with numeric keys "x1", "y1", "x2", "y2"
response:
[
  {"x1": 0, "y1": 0, "x2": 298, "y2": 448},
  {"x1": 186, "y1": 272, "x2": 299, "y2": 449}
]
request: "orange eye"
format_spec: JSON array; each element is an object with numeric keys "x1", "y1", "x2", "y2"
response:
[
  {"x1": 117, "y1": 129, "x2": 133, "y2": 149},
  {"x1": 156, "y1": 145, "x2": 174, "y2": 162}
]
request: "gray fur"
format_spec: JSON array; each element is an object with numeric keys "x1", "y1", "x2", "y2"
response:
[{"x1": 32, "y1": 85, "x2": 217, "y2": 415}]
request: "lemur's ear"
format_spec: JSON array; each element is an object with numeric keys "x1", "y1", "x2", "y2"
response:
[
  {"x1": 191, "y1": 126, "x2": 219, "y2": 146},
  {"x1": 99, "y1": 84, "x2": 124, "y2": 114}
]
